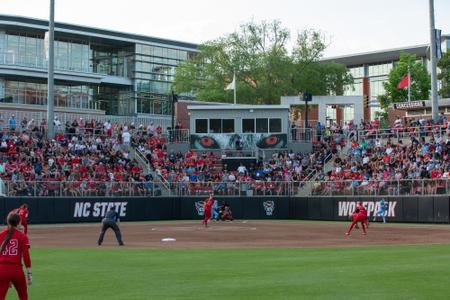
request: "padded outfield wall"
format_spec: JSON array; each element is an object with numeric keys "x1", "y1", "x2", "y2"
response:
[{"x1": 0, "y1": 196, "x2": 448, "y2": 224}]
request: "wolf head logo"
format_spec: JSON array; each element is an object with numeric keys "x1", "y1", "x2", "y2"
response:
[
  {"x1": 263, "y1": 200, "x2": 275, "y2": 216},
  {"x1": 195, "y1": 201, "x2": 205, "y2": 216}
]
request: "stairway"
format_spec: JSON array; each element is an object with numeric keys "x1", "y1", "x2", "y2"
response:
[
  {"x1": 130, "y1": 147, "x2": 172, "y2": 196},
  {"x1": 296, "y1": 137, "x2": 352, "y2": 196}
]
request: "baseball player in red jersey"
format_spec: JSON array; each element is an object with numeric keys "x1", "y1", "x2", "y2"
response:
[
  {"x1": 357, "y1": 201, "x2": 369, "y2": 229},
  {"x1": 202, "y1": 194, "x2": 214, "y2": 228},
  {"x1": 346, "y1": 208, "x2": 367, "y2": 235},
  {"x1": 0, "y1": 213, "x2": 32, "y2": 300},
  {"x1": 17, "y1": 204, "x2": 29, "y2": 235}
]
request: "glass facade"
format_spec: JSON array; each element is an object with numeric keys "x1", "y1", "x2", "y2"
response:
[
  {"x1": 344, "y1": 78, "x2": 363, "y2": 96},
  {"x1": 368, "y1": 62, "x2": 393, "y2": 77},
  {"x1": 2, "y1": 32, "x2": 134, "y2": 76},
  {"x1": 348, "y1": 66, "x2": 364, "y2": 78},
  {"x1": 54, "y1": 39, "x2": 90, "y2": 73},
  {"x1": 2, "y1": 80, "x2": 94, "y2": 109},
  {"x1": 92, "y1": 45, "x2": 133, "y2": 77},
  {"x1": 366, "y1": 62, "x2": 395, "y2": 121},
  {"x1": 3, "y1": 33, "x2": 46, "y2": 69},
  {"x1": 344, "y1": 66, "x2": 364, "y2": 96},
  {"x1": 134, "y1": 44, "x2": 194, "y2": 115},
  {"x1": 369, "y1": 77, "x2": 388, "y2": 98},
  {"x1": 0, "y1": 28, "x2": 197, "y2": 116},
  {"x1": 342, "y1": 105, "x2": 354, "y2": 123},
  {"x1": 93, "y1": 87, "x2": 133, "y2": 116},
  {"x1": 326, "y1": 105, "x2": 337, "y2": 124},
  {"x1": 0, "y1": 79, "x2": 135, "y2": 113},
  {"x1": 3, "y1": 33, "x2": 91, "y2": 73}
]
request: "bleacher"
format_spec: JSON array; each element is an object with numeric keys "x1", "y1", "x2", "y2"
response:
[{"x1": 1, "y1": 112, "x2": 450, "y2": 198}]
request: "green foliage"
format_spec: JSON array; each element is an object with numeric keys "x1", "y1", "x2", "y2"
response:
[
  {"x1": 173, "y1": 20, "x2": 353, "y2": 104},
  {"x1": 375, "y1": 109, "x2": 390, "y2": 128},
  {"x1": 23, "y1": 243, "x2": 450, "y2": 300},
  {"x1": 438, "y1": 51, "x2": 450, "y2": 98},
  {"x1": 379, "y1": 52, "x2": 430, "y2": 108}
]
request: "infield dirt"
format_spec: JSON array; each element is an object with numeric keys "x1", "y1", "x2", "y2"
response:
[{"x1": 27, "y1": 220, "x2": 450, "y2": 248}]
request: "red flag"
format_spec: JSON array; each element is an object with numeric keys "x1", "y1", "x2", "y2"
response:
[{"x1": 397, "y1": 74, "x2": 409, "y2": 89}]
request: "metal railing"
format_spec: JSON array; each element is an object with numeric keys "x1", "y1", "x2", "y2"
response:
[
  {"x1": 305, "y1": 178, "x2": 450, "y2": 196},
  {"x1": 0, "y1": 113, "x2": 172, "y2": 134},
  {"x1": 0, "y1": 111, "x2": 105, "y2": 128},
  {"x1": 355, "y1": 125, "x2": 448, "y2": 141},
  {"x1": 0, "y1": 124, "x2": 148, "y2": 140},
  {"x1": 0, "y1": 51, "x2": 130, "y2": 77},
  {"x1": 1, "y1": 181, "x2": 162, "y2": 198},
  {"x1": 295, "y1": 120, "x2": 319, "y2": 129},
  {"x1": 289, "y1": 128, "x2": 316, "y2": 142},
  {"x1": 135, "y1": 148, "x2": 152, "y2": 172},
  {"x1": 163, "y1": 129, "x2": 190, "y2": 144},
  {"x1": 0, "y1": 180, "x2": 299, "y2": 197},
  {"x1": 3, "y1": 178, "x2": 449, "y2": 197}
]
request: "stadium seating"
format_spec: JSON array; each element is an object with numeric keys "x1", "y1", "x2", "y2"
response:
[{"x1": 2, "y1": 115, "x2": 450, "y2": 197}]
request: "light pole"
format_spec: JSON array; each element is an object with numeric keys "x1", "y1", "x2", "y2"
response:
[
  {"x1": 170, "y1": 90, "x2": 178, "y2": 142},
  {"x1": 429, "y1": 0, "x2": 439, "y2": 121},
  {"x1": 46, "y1": 0, "x2": 55, "y2": 138}
]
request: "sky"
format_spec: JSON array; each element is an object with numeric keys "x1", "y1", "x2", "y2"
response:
[{"x1": 0, "y1": 0, "x2": 449, "y2": 57}]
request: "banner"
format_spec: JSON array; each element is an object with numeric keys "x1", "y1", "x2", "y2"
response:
[
  {"x1": 0, "y1": 196, "x2": 447, "y2": 224},
  {"x1": 291, "y1": 197, "x2": 448, "y2": 223},
  {"x1": 190, "y1": 133, "x2": 287, "y2": 150},
  {"x1": 435, "y1": 29, "x2": 442, "y2": 59},
  {"x1": 44, "y1": 31, "x2": 49, "y2": 60}
]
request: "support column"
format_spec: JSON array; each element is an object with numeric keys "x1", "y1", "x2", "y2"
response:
[
  {"x1": 318, "y1": 102, "x2": 327, "y2": 126},
  {"x1": 0, "y1": 79, "x2": 4, "y2": 100},
  {"x1": 362, "y1": 77, "x2": 370, "y2": 123}
]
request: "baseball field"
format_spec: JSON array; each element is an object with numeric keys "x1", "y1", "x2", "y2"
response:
[{"x1": 10, "y1": 220, "x2": 450, "y2": 300}]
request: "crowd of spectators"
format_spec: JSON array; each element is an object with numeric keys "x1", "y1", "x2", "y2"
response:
[
  {"x1": 313, "y1": 131, "x2": 450, "y2": 196},
  {"x1": 0, "y1": 113, "x2": 344, "y2": 197},
  {"x1": 0, "y1": 115, "x2": 169, "y2": 197},
  {"x1": 140, "y1": 135, "x2": 338, "y2": 196},
  {"x1": 3, "y1": 112, "x2": 450, "y2": 198}
]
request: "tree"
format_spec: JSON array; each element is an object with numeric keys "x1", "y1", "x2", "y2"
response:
[
  {"x1": 290, "y1": 30, "x2": 351, "y2": 96},
  {"x1": 319, "y1": 63, "x2": 354, "y2": 96},
  {"x1": 438, "y1": 51, "x2": 450, "y2": 98},
  {"x1": 173, "y1": 20, "x2": 352, "y2": 104},
  {"x1": 379, "y1": 52, "x2": 430, "y2": 109}
]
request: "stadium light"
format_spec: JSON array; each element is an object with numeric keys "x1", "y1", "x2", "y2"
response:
[
  {"x1": 46, "y1": 0, "x2": 55, "y2": 139},
  {"x1": 171, "y1": 90, "x2": 178, "y2": 142},
  {"x1": 429, "y1": 0, "x2": 439, "y2": 121}
]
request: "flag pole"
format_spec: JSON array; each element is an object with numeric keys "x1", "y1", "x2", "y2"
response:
[
  {"x1": 233, "y1": 70, "x2": 237, "y2": 105},
  {"x1": 408, "y1": 68, "x2": 411, "y2": 102}
]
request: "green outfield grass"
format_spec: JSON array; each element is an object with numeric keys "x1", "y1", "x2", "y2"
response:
[{"x1": 9, "y1": 244, "x2": 450, "y2": 300}]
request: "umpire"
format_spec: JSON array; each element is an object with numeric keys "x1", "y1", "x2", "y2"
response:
[{"x1": 97, "y1": 208, "x2": 124, "y2": 246}]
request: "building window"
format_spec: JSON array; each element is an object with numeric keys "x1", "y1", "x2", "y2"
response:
[
  {"x1": 370, "y1": 78, "x2": 388, "y2": 99},
  {"x1": 209, "y1": 119, "x2": 221, "y2": 133},
  {"x1": 269, "y1": 118, "x2": 282, "y2": 133},
  {"x1": 222, "y1": 119, "x2": 235, "y2": 133},
  {"x1": 344, "y1": 79, "x2": 363, "y2": 96},
  {"x1": 349, "y1": 66, "x2": 364, "y2": 78},
  {"x1": 368, "y1": 63, "x2": 393, "y2": 77},
  {"x1": 256, "y1": 118, "x2": 268, "y2": 133},
  {"x1": 343, "y1": 106, "x2": 354, "y2": 123},
  {"x1": 326, "y1": 106, "x2": 337, "y2": 122},
  {"x1": 242, "y1": 119, "x2": 255, "y2": 133},
  {"x1": 195, "y1": 119, "x2": 207, "y2": 133}
]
